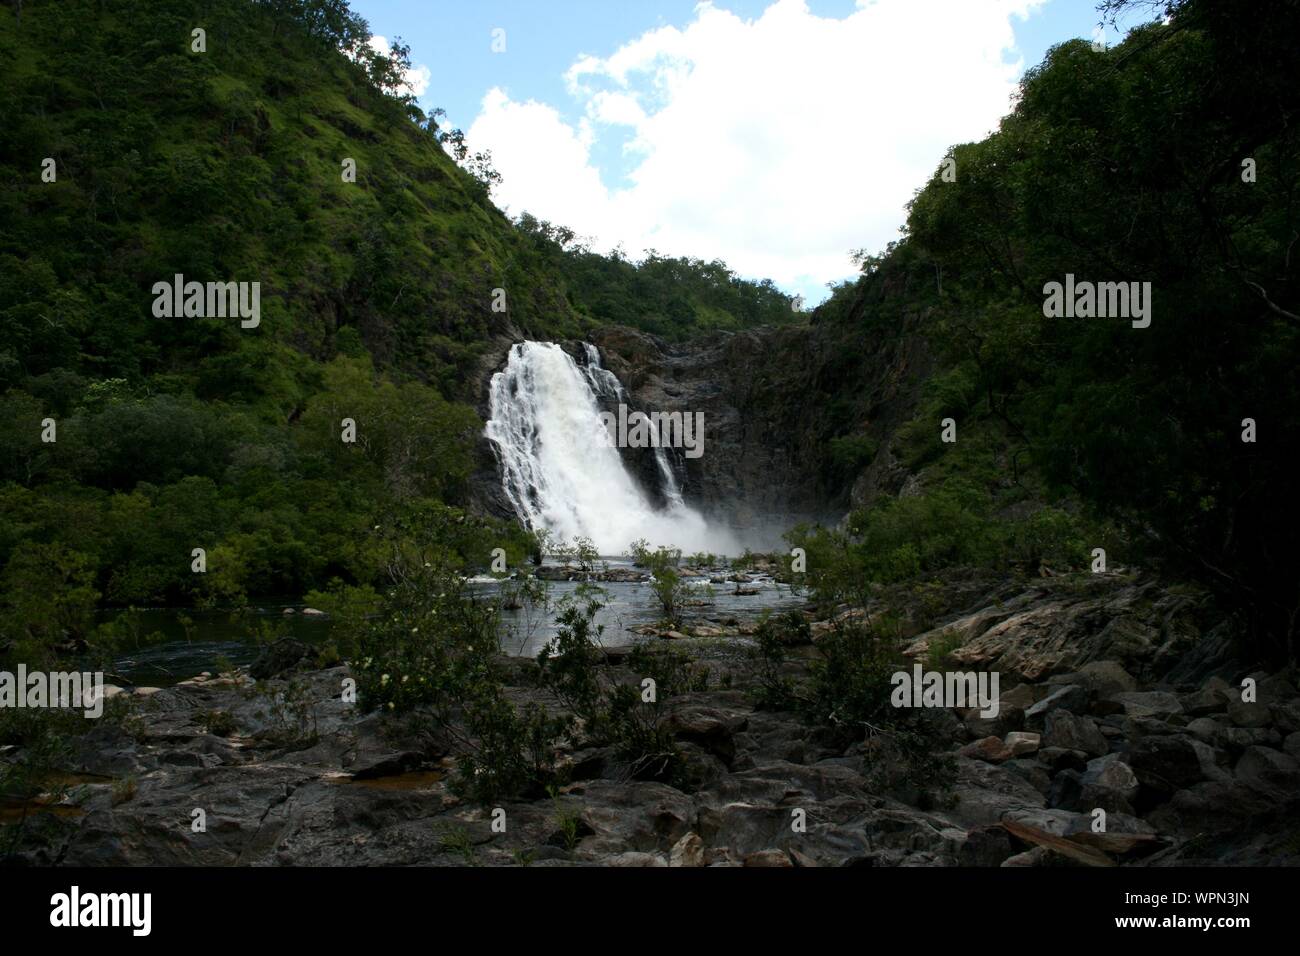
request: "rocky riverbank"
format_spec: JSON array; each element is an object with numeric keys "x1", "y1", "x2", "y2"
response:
[{"x1": 10, "y1": 570, "x2": 1300, "y2": 867}]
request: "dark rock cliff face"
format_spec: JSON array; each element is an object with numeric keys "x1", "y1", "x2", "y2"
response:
[
  {"x1": 587, "y1": 319, "x2": 931, "y2": 546},
  {"x1": 466, "y1": 326, "x2": 526, "y2": 522},
  {"x1": 467, "y1": 294, "x2": 932, "y2": 547}
]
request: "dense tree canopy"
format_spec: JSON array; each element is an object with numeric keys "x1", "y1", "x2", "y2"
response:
[{"x1": 823, "y1": 0, "x2": 1300, "y2": 661}]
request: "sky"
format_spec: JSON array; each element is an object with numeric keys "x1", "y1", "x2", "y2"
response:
[{"x1": 351, "y1": 0, "x2": 1154, "y2": 306}]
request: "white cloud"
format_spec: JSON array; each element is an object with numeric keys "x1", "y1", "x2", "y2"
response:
[
  {"x1": 466, "y1": 0, "x2": 1044, "y2": 301},
  {"x1": 368, "y1": 34, "x2": 431, "y2": 98}
]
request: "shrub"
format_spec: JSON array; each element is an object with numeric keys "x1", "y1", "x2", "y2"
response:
[{"x1": 629, "y1": 542, "x2": 708, "y2": 627}]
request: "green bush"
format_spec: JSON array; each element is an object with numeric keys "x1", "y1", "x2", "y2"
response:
[{"x1": 827, "y1": 434, "x2": 878, "y2": 479}]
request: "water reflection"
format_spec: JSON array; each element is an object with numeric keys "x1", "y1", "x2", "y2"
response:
[{"x1": 108, "y1": 557, "x2": 803, "y2": 685}]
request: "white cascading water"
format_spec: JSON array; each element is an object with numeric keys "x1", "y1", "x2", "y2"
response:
[{"x1": 485, "y1": 341, "x2": 729, "y2": 555}]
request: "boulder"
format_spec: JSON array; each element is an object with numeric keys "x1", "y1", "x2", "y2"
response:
[
  {"x1": 1064, "y1": 810, "x2": 1155, "y2": 838},
  {"x1": 1184, "y1": 716, "x2": 1224, "y2": 745},
  {"x1": 1000, "y1": 683, "x2": 1048, "y2": 710},
  {"x1": 1179, "y1": 688, "x2": 1226, "y2": 718},
  {"x1": 250, "y1": 638, "x2": 314, "y2": 680},
  {"x1": 670, "y1": 832, "x2": 702, "y2": 868},
  {"x1": 663, "y1": 700, "x2": 749, "y2": 765},
  {"x1": 1187, "y1": 717, "x2": 1281, "y2": 753},
  {"x1": 1257, "y1": 672, "x2": 1299, "y2": 702},
  {"x1": 1000, "y1": 819, "x2": 1115, "y2": 867},
  {"x1": 1001, "y1": 807, "x2": 1084, "y2": 835},
  {"x1": 1147, "y1": 780, "x2": 1274, "y2": 836},
  {"x1": 957, "y1": 825, "x2": 1014, "y2": 866},
  {"x1": 1002, "y1": 758, "x2": 1053, "y2": 795},
  {"x1": 1024, "y1": 685, "x2": 1089, "y2": 727},
  {"x1": 574, "y1": 780, "x2": 694, "y2": 855},
  {"x1": 1223, "y1": 726, "x2": 1283, "y2": 752},
  {"x1": 1226, "y1": 700, "x2": 1272, "y2": 729},
  {"x1": 1187, "y1": 738, "x2": 1233, "y2": 783},
  {"x1": 1081, "y1": 753, "x2": 1140, "y2": 803},
  {"x1": 1273, "y1": 700, "x2": 1300, "y2": 735},
  {"x1": 1045, "y1": 754, "x2": 1138, "y2": 816},
  {"x1": 1001, "y1": 846, "x2": 1053, "y2": 867},
  {"x1": 964, "y1": 704, "x2": 1024, "y2": 740},
  {"x1": 609, "y1": 851, "x2": 668, "y2": 867},
  {"x1": 959, "y1": 736, "x2": 1013, "y2": 763},
  {"x1": 1004, "y1": 731, "x2": 1041, "y2": 757},
  {"x1": 1127, "y1": 735, "x2": 1207, "y2": 806},
  {"x1": 1234, "y1": 745, "x2": 1300, "y2": 798},
  {"x1": 743, "y1": 849, "x2": 794, "y2": 867},
  {"x1": 945, "y1": 758, "x2": 1047, "y2": 828},
  {"x1": 1284, "y1": 732, "x2": 1300, "y2": 761},
  {"x1": 1046, "y1": 769, "x2": 1085, "y2": 811},
  {"x1": 1038, "y1": 747, "x2": 1089, "y2": 772},
  {"x1": 1043, "y1": 711, "x2": 1108, "y2": 758},
  {"x1": 1068, "y1": 661, "x2": 1139, "y2": 698},
  {"x1": 703, "y1": 846, "x2": 740, "y2": 866},
  {"x1": 1108, "y1": 691, "x2": 1183, "y2": 719}
]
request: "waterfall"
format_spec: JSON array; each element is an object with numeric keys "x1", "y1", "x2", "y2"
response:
[
  {"x1": 485, "y1": 341, "x2": 727, "y2": 555},
  {"x1": 575, "y1": 342, "x2": 686, "y2": 509}
]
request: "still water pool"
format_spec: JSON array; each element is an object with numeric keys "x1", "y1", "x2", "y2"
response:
[{"x1": 106, "y1": 558, "x2": 805, "y2": 686}]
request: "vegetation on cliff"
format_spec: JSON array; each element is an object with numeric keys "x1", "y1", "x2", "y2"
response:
[
  {"x1": 804, "y1": 0, "x2": 1299, "y2": 663},
  {"x1": 0, "y1": 0, "x2": 798, "y2": 669}
]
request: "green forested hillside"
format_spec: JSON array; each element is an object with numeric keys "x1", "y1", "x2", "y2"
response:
[
  {"x1": 0, "y1": 0, "x2": 538, "y2": 650},
  {"x1": 513, "y1": 213, "x2": 799, "y2": 341},
  {"x1": 3, "y1": 0, "x2": 1298, "y2": 671},
  {"x1": 806, "y1": 0, "x2": 1300, "y2": 662},
  {"x1": 0, "y1": 0, "x2": 800, "y2": 662}
]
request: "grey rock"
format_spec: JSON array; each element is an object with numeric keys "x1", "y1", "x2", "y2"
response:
[
  {"x1": 1234, "y1": 745, "x2": 1300, "y2": 799},
  {"x1": 1064, "y1": 811, "x2": 1155, "y2": 838},
  {"x1": 964, "y1": 704, "x2": 1024, "y2": 740},
  {"x1": 609, "y1": 851, "x2": 668, "y2": 867},
  {"x1": 1081, "y1": 753, "x2": 1140, "y2": 801},
  {"x1": 1024, "y1": 685, "x2": 1089, "y2": 726},
  {"x1": 669, "y1": 832, "x2": 705, "y2": 867},
  {"x1": 1127, "y1": 735, "x2": 1207, "y2": 805},
  {"x1": 1043, "y1": 710, "x2": 1108, "y2": 758},
  {"x1": 1273, "y1": 700, "x2": 1300, "y2": 735},
  {"x1": 944, "y1": 758, "x2": 1046, "y2": 829},
  {"x1": 1179, "y1": 688, "x2": 1226, "y2": 718},
  {"x1": 1001, "y1": 807, "x2": 1084, "y2": 835},
  {"x1": 1226, "y1": 700, "x2": 1272, "y2": 728},
  {"x1": 1147, "y1": 780, "x2": 1274, "y2": 837},
  {"x1": 1109, "y1": 691, "x2": 1184, "y2": 719},
  {"x1": 1001, "y1": 846, "x2": 1053, "y2": 867},
  {"x1": 1046, "y1": 770, "x2": 1083, "y2": 811},
  {"x1": 743, "y1": 849, "x2": 793, "y2": 867},
  {"x1": 1002, "y1": 758, "x2": 1053, "y2": 795},
  {"x1": 1004, "y1": 731, "x2": 1041, "y2": 756},
  {"x1": 957, "y1": 825, "x2": 1014, "y2": 866},
  {"x1": 959, "y1": 736, "x2": 1013, "y2": 763},
  {"x1": 1038, "y1": 747, "x2": 1088, "y2": 772},
  {"x1": 1257, "y1": 672, "x2": 1299, "y2": 703},
  {"x1": 1184, "y1": 717, "x2": 1223, "y2": 745},
  {"x1": 1283, "y1": 732, "x2": 1300, "y2": 761},
  {"x1": 1069, "y1": 661, "x2": 1139, "y2": 698}
]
